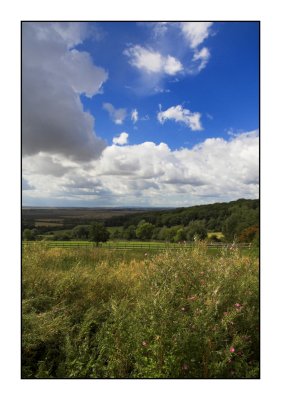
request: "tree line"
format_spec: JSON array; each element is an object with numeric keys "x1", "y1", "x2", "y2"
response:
[{"x1": 23, "y1": 198, "x2": 259, "y2": 245}]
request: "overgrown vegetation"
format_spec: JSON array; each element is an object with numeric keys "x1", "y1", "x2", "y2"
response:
[{"x1": 22, "y1": 243, "x2": 259, "y2": 378}]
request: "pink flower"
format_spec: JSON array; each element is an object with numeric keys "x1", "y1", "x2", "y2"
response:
[
  {"x1": 229, "y1": 346, "x2": 235, "y2": 353},
  {"x1": 234, "y1": 303, "x2": 241, "y2": 308}
]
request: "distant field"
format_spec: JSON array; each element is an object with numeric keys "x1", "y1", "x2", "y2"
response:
[
  {"x1": 207, "y1": 231, "x2": 224, "y2": 239},
  {"x1": 35, "y1": 219, "x2": 64, "y2": 227},
  {"x1": 22, "y1": 208, "x2": 155, "y2": 228}
]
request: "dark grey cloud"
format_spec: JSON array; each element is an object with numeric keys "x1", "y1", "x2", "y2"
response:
[{"x1": 22, "y1": 22, "x2": 108, "y2": 162}]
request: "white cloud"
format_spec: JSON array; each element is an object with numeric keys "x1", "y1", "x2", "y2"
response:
[
  {"x1": 103, "y1": 103, "x2": 127, "y2": 125},
  {"x1": 124, "y1": 45, "x2": 183, "y2": 76},
  {"x1": 22, "y1": 22, "x2": 108, "y2": 162},
  {"x1": 112, "y1": 132, "x2": 129, "y2": 145},
  {"x1": 192, "y1": 47, "x2": 211, "y2": 72},
  {"x1": 23, "y1": 131, "x2": 259, "y2": 207},
  {"x1": 131, "y1": 109, "x2": 138, "y2": 124},
  {"x1": 157, "y1": 105, "x2": 203, "y2": 131},
  {"x1": 180, "y1": 22, "x2": 213, "y2": 48}
]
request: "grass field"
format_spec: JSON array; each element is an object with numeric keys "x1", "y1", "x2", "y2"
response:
[{"x1": 22, "y1": 242, "x2": 259, "y2": 378}]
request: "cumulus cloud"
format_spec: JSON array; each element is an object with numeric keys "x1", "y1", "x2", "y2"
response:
[
  {"x1": 131, "y1": 109, "x2": 138, "y2": 124},
  {"x1": 124, "y1": 45, "x2": 183, "y2": 76},
  {"x1": 23, "y1": 130, "x2": 259, "y2": 206},
  {"x1": 112, "y1": 132, "x2": 129, "y2": 145},
  {"x1": 22, "y1": 22, "x2": 108, "y2": 162},
  {"x1": 103, "y1": 103, "x2": 127, "y2": 125},
  {"x1": 23, "y1": 153, "x2": 73, "y2": 177},
  {"x1": 157, "y1": 105, "x2": 203, "y2": 131},
  {"x1": 180, "y1": 22, "x2": 213, "y2": 48}
]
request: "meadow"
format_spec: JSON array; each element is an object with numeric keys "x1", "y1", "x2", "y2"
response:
[{"x1": 22, "y1": 242, "x2": 259, "y2": 378}]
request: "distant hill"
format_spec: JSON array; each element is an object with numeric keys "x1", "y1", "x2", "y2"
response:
[{"x1": 106, "y1": 198, "x2": 259, "y2": 227}]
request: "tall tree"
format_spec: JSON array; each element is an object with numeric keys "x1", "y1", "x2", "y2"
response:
[{"x1": 89, "y1": 222, "x2": 110, "y2": 247}]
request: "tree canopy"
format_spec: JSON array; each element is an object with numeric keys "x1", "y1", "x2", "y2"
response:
[{"x1": 89, "y1": 222, "x2": 110, "y2": 246}]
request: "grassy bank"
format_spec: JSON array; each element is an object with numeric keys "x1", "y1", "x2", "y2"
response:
[{"x1": 22, "y1": 242, "x2": 259, "y2": 378}]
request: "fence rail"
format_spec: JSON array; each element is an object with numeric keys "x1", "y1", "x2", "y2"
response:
[{"x1": 22, "y1": 241, "x2": 252, "y2": 250}]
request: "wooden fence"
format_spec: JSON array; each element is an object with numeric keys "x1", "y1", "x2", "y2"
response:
[{"x1": 23, "y1": 241, "x2": 252, "y2": 251}]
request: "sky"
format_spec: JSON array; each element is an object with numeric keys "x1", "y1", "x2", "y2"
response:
[{"x1": 22, "y1": 21, "x2": 259, "y2": 207}]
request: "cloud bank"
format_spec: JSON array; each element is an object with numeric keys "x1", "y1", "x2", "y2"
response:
[{"x1": 23, "y1": 131, "x2": 259, "y2": 207}]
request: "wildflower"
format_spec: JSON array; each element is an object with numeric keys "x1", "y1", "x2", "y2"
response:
[
  {"x1": 234, "y1": 303, "x2": 242, "y2": 309},
  {"x1": 188, "y1": 295, "x2": 197, "y2": 301},
  {"x1": 144, "y1": 253, "x2": 148, "y2": 257},
  {"x1": 229, "y1": 346, "x2": 235, "y2": 353},
  {"x1": 181, "y1": 307, "x2": 186, "y2": 311},
  {"x1": 142, "y1": 341, "x2": 148, "y2": 347}
]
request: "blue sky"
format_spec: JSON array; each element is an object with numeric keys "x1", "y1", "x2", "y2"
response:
[
  {"x1": 22, "y1": 22, "x2": 259, "y2": 207},
  {"x1": 80, "y1": 22, "x2": 259, "y2": 150}
]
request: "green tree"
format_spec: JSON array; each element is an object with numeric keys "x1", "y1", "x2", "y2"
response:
[
  {"x1": 89, "y1": 222, "x2": 110, "y2": 246},
  {"x1": 174, "y1": 228, "x2": 186, "y2": 243},
  {"x1": 110, "y1": 228, "x2": 122, "y2": 240},
  {"x1": 72, "y1": 225, "x2": 90, "y2": 240},
  {"x1": 23, "y1": 228, "x2": 34, "y2": 241},
  {"x1": 123, "y1": 225, "x2": 136, "y2": 240},
  {"x1": 185, "y1": 221, "x2": 207, "y2": 241},
  {"x1": 136, "y1": 222, "x2": 154, "y2": 240},
  {"x1": 222, "y1": 207, "x2": 258, "y2": 241}
]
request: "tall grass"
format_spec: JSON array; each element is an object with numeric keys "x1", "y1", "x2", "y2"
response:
[{"x1": 22, "y1": 242, "x2": 259, "y2": 378}]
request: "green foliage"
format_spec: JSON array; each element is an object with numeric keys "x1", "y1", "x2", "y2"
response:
[
  {"x1": 106, "y1": 199, "x2": 259, "y2": 232},
  {"x1": 136, "y1": 221, "x2": 154, "y2": 240},
  {"x1": 123, "y1": 225, "x2": 136, "y2": 240},
  {"x1": 72, "y1": 225, "x2": 90, "y2": 240},
  {"x1": 23, "y1": 228, "x2": 37, "y2": 241},
  {"x1": 222, "y1": 205, "x2": 259, "y2": 241},
  {"x1": 89, "y1": 222, "x2": 110, "y2": 246},
  {"x1": 185, "y1": 220, "x2": 207, "y2": 241},
  {"x1": 22, "y1": 244, "x2": 259, "y2": 378},
  {"x1": 53, "y1": 232, "x2": 71, "y2": 241}
]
